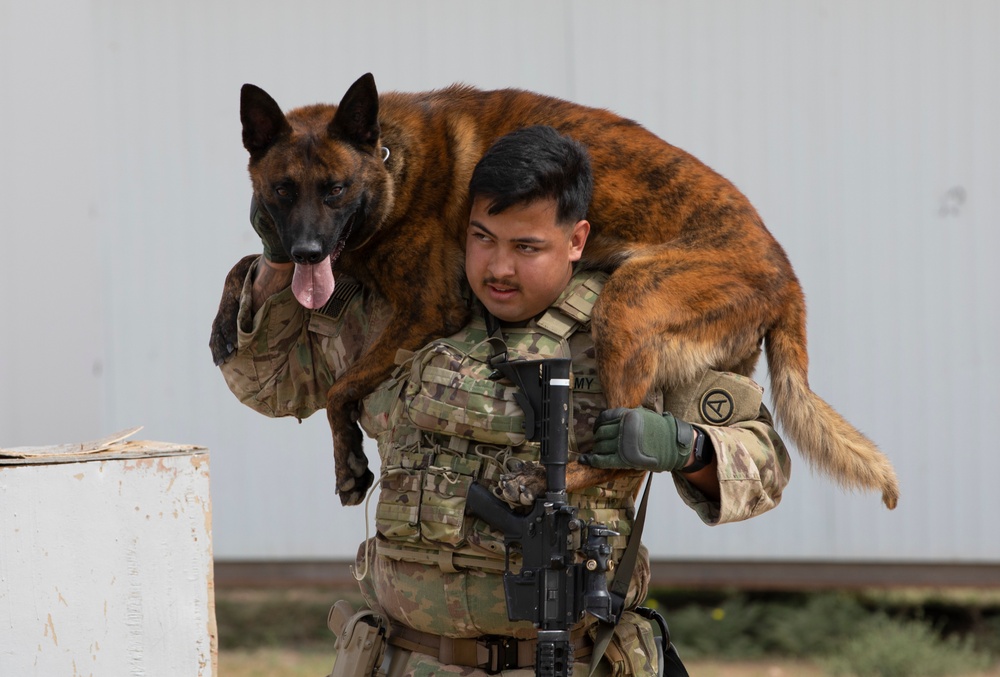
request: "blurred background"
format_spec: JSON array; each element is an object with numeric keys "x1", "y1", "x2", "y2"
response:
[{"x1": 1, "y1": 1, "x2": 998, "y2": 673}]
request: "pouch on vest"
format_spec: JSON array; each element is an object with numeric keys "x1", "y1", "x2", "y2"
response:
[
  {"x1": 587, "y1": 609, "x2": 661, "y2": 676},
  {"x1": 419, "y1": 451, "x2": 484, "y2": 547},
  {"x1": 404, "y1": 341, "x2": 528, "y2": 446},
  {"x1": 374, "y1": 450, "x2": 426, "y2": 545},
  {"x1": 374, "y1": 445, "x2": 491, "y2": 549},
  {"x1": 362, "y1": 374, "x2": 425, "y2": 546}
]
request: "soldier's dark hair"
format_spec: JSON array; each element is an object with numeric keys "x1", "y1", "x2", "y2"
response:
[{"x1": 469, "y1": 125, "x2": 593, "y2": 226}]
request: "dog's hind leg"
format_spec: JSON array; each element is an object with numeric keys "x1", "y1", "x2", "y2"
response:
[
  {"x1": 592, "y1": 246, "x2": 776, "y2": 410},
  {"x1": 559, "y1": 248, "x2": 774, "y2": 496},
  {"x1": 594, "y1": 247, "x2": 899, "y2": 508}
]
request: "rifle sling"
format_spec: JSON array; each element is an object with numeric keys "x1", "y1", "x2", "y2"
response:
[{"x1": 589, "y1": 472, "x2": 653, "y2": 676}]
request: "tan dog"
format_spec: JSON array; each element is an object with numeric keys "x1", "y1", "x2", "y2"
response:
[{"x1": 210, "y1": 73, "x2": 898, "y2": 509}]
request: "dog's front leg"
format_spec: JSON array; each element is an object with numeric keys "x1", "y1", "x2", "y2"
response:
[
  {"x1": 497, "y1": 461, "x2": 637, "y2": 506},
  {"x1": 326, "y1": 394, "x2": 372, "y2": 507},
  {"x1": 209, "y1": 255, "x2": 259, "y2": 366},
  {"x1": 326, "y1": 295, "x2": 470, "y2": 506}
]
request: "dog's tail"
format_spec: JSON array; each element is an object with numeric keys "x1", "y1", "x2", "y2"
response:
[{"x1": 765, "y1": 291, "x2": 899, "y2": 509}]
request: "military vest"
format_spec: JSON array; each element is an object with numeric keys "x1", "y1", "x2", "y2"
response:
[{"x1": 358, "y1": 271, "x2": 640, "y2": 566}]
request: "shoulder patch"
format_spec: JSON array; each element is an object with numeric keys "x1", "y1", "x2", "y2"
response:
[
  {"x1": 664, "y1": 370, "x2": 764, "y2": 427},
  {"x1": 314, "y1": 279, "x2": 363, "y2": 321},
  {"x1": 700, "y1": 388, "x2": 736, "y2": 425}
]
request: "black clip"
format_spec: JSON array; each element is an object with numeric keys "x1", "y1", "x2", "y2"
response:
[{"x1": 484, "y1": 635, "x2": 518, "y2": 673}]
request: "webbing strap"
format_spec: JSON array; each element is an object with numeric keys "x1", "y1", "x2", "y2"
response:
[
  {"x1": 589, "y1": 472, "x2": 653, "y2": 676},
  {"x1": 483, "y1": 309, "x2": 508, "y2": 370},
  {"x1": 377, "y1": 542, "x2": 508, "y2": 573}
]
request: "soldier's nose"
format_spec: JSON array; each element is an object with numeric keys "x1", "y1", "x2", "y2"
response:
[{"x1": 489, "y1": 254, "x2": 515, "y2": 278}]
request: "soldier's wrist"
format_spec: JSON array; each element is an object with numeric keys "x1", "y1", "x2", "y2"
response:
[
  {"x1": 260, "y1": 256, "x2": 294, "y2": 272},
  {"x1": 679, "y1": 426, "x2": 714, "y2": 474}
]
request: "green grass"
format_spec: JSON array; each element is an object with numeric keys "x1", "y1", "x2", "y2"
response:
[
  {"x1": 215, "y1": 588, "x2": 367, "y2": 650},
  {"x1": 648, "y1": 589, "x2": 1000, "y2": 676},
  {"x1": 823, "y1": 613, "x2": 991, "y2": 677},
  {"x1": 219, "y1": 647, "x2": 334, "y2": 677}
]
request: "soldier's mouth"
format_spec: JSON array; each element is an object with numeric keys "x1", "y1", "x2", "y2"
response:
[{"x1": 484, "y1": 284, "x2": 522, "y2": 308}]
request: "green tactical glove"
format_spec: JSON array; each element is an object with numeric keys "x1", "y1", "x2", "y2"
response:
[
  {"x1": 250, "y1": 196, "x2": 291, "y2": 263},
  {"x1": 581, "y1": 407, "x2": 695, "y2": 472}
]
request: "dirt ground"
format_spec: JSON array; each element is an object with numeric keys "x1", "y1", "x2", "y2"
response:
[
  {"x1": 218, "y1": 649, "x2": 828, "y2": 676},
  {"x1": 219, "y1": 648, "x2": 1000, "y2": 677}
]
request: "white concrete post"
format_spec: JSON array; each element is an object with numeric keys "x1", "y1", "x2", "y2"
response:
[{"x1": 0, "y1": 429, "x2": 217, "y2": 676}]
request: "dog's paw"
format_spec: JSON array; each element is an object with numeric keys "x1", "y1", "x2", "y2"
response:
[
  {"x1": 209, "y1": 255, "x2": 257, "y2": 366},
  {"x1": 498, "y1": 460, "x2": 547, "y2": 507},
  {"x1": 209, "y1": 315, "x2": 238, "y2": 366},
  {"x1": 335, "y1": 424, "x2": 373, "y2": 506},
  {"x1": 337, "y1": 467, "x2": 375, "y2": 507}
]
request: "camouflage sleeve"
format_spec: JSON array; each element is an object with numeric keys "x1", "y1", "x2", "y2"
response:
[
  {"x1": 218, "y1": 256, "x2": 378, "y2": 420},
  {"x1": 672, "y1": 404, "x2": 791, "y2": 525}
]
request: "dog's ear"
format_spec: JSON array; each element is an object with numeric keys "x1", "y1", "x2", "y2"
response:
[
  {"x1": 241, "y1": 84, "x2": 292, "y2": 160},
  {"x1": 329, "y1": 73, "x2": 380, "y2": 152}
]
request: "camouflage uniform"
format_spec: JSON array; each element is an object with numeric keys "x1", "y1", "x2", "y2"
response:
[{"x1": 220, "y1": 258, "x2": 791, "y2": 675}]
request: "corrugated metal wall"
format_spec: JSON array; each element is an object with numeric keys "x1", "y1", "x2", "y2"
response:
[{"x1": 2, "y1": 0, "x2": 997, "y2": 564}]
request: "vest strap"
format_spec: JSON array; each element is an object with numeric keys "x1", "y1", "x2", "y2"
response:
[
  {"x1": 536, "y1": 272, "x2": 606, "y2": 338},
  {"x1": 377, "y1": 542, "x2": 508, "y2": 573}
]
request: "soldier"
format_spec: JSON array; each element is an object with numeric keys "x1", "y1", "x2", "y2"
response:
[{"x1": 218, "y1": 126, "x2": 790, "y2": 676}]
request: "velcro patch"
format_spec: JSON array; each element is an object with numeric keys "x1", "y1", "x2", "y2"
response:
[
  {"x1": 315, "y1": 279, "x2": 362, "y2": 321},
  {"x1": 700, "y1": 388, "x2": 736, "y2": 425},
  {"x1": 663, "y1": 370, "x2": 763, "y2": 427}
]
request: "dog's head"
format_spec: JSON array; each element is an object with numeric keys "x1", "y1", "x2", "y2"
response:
[{"x1": 240, "y1": 74, "x2": 394, "y2": 307}]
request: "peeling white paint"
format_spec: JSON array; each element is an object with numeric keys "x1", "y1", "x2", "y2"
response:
[{"x1": 0, "y1": 443, "x2": 216, "y2": 675}]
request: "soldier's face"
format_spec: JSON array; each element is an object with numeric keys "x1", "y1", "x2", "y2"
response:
[{"x1": 466, "y1": 197, "x2": 589, "y2": 323}]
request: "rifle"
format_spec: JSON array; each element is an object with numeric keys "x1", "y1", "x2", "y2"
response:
[{"x1": 466, "y1": 357, "x2": 618, "y2": 677}]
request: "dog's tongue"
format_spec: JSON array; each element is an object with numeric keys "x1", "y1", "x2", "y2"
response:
[{"x1": 292, "y1": 257, "x2": 335, "y2": 309}]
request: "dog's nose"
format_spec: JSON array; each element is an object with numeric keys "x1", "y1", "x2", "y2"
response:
[{"x1": 290, "y1": 243, "x2": 326, "y2": 265}]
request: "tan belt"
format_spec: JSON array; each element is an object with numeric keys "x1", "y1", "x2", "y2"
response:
[{"x1": 388, "y1": 622, "x2": 592, "y2": 672}]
